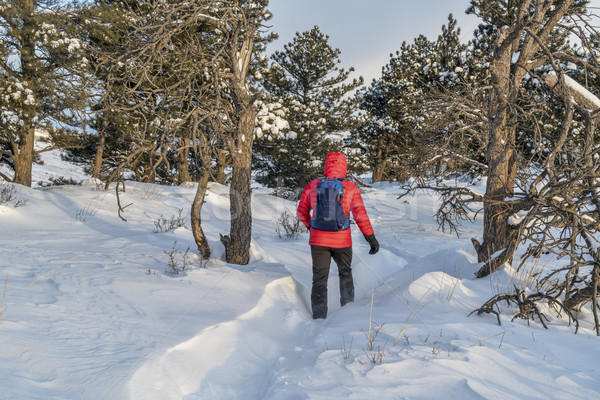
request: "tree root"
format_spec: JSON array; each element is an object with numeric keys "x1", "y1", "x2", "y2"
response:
[{"x1": 470, "y1": 288, "x2": 579, "y2": 333}]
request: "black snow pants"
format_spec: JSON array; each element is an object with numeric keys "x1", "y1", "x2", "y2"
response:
[{"x1": 310, "y1": 245, "x2": 354, "y2": 319}]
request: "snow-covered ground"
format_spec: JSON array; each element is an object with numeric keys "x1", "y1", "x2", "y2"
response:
[{"x1": 1, "y1": 150, "x2": 599, "y2": 400}]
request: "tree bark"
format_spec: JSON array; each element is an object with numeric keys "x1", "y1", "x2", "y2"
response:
[
  {"x1": 178, "y1": 139, "x2": 191, "y2": 183},
  {"x1": 223, "y1": 104, "x2": 255, "y2": 265},
  {"x1": 219, "y1": 16, "x2": 258, "y2": 266},
  {"x1": 479, "y1": 29, "x2": 514, "y2": 260},
  {"x1": 12, "y1": 0, "x2": 36, "y2": 187},
  {"x1": 13, "y1": 124, "x2": 35, "y2": 187},
  {"x1": 371, "y1": 137, "x2": 390, "y2": 183},
  {"x1": 191, "y1": 168, "x2": 211, "y2": 259},
  {"x1": 475, "y1": 28, "x2": 520, "y2": 275},
  {"x1": 92, "y1": 118, "x2": 107, "y2": 179},
  {"x1": 214, "y1": 149, "x2": 228, "y2": 184},
  {"x1": 474, "y1": 0, "x2": 575, "y2": 277},
  {"x1": 372, "y1": 167, "x2": 384, "y2": 184}
]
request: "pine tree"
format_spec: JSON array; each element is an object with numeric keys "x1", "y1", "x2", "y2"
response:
[
  {"x1": 352, "y1": 40, "x2": 421, "y2": 182},
  {"x1": 466, "y1": 0, "x2": 586, "y2": 164},
  {"x1": 464, "y1": 0, "x2": 593, "y2": 274},
  {"x1": 353, "y1": 15, "x2": 473, "y2": 182},
  {"x1": 79, "y1": 0, "x2": 274, "y2": 264},
  {"x1": 74, "y1": 0, "x2": 226, "y2": 185},
  {"x1": 64, "y1": 0, "x2": 138, "y2": 180},
  {"x1": 412, "y1": 15, "x2": 485, "y2": 176},
  {"x1": 0, "y1": 0, "x2": 91, "y2": 186},
  {"x1": 255, "y1": 26, "x2": 363, "y2": 190}
]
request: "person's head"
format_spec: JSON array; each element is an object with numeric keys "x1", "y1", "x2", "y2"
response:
[{"x1": 324, "y1": 152, "x2": 347, "y2": 179}]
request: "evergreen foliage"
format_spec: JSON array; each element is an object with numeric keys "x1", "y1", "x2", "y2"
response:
[
  {"x1": 466, "y1": 0, "x2": 592, "y2": 168},
  {"x1": 64, "y1": 0, "x2": 139, "y2": 180},
  {"x1": 0, "y1": 0, "x2": 92, "y2": 185},
  {"x1": 255, "y1": 26, "x2": 363, "y2": 191},
  {"x1": 70, "y1": 0, "x2": 225, "y2": 184},
  {"x1": 353, "y1": 15, "x2": 473, "y2": 182}
]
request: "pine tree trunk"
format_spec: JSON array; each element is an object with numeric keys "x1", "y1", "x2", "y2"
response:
[
  {"x1": 214, "y1": 149, "x2": 228, "y2": 184},
  {"x1": 178, "y1": 139, "x2": 191, "y2": 184},
  {"x1": 475, "y1": 29, "x2": 518, "y2": 276},
  {"x1": 372, "y1": 165, "x2": 384, "y2": 184},
  {"x1": 92, "y1": 120, "x2": 107, "y2": 179},
  {"x1": 143, "y1": 171, "x2": 155, "y2": 183},
  {"x1": 13, "y1": 124, "x2": 35, "y2": 187},
  {"x1": 372, "y1": 136, "x2": 391, "y2": 183},
  {"x1": 143, "y1": 156, "x2": 156, "y2": 183},
  {"x1": 191, "y1": 168, "x2": 211, "y2": 259},
  {"x1": 214, "y1": 17, "x2": 259, "y2": 265},
  {"x1": 473, "y1": 3, "x2": 576, "y2": 277},
  {"x1": 372, "y1": 140, "x2": 386, "y2": 183},
  {"x1": 223, "y1": 106, "x2": 254, "y2": 265},
  {"x1": 372, "y1": 147, "x2": 384, "y2": 183},
  {"x1": 13, "y1": 0, "x2": 36, "y2": 187}
]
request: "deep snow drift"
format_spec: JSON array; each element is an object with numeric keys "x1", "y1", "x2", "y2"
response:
[{"x1": 1, "y1": 150, "x2": 599, "y2": 400}]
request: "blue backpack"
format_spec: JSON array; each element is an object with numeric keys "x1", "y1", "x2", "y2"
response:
[{"x1": 311, "y1": 178, "x2": 350, "y2": 231}]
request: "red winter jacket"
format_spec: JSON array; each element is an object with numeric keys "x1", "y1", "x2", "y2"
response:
[{"x1": 297, "y1": 153, "x2": 374, "y2": 248}]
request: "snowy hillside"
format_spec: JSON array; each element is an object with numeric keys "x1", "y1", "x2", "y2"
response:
[{"x1": 1, "y1": 150, "x2": 599, "y2": 400}]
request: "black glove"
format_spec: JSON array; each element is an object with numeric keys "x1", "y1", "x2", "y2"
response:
[{"x1": 364, "y1": 234, "x2": 379, "y2": 255}]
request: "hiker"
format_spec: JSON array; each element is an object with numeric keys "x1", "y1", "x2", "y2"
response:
[{"x1": 297, "y1": 152, "x2": 379, "y2": 319}]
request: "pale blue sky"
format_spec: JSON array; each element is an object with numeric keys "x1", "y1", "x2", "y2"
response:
[
  {"x1": 267, "y1": 0, "x2": 480, "y2": 84},
  {"x1": 268, "y1": 0, "x2": 600, "y2": 85}
]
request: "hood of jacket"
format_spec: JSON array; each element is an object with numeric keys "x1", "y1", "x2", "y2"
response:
[{"x1": 324, "y1": 152, "x2": 347, "y2": 179}]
